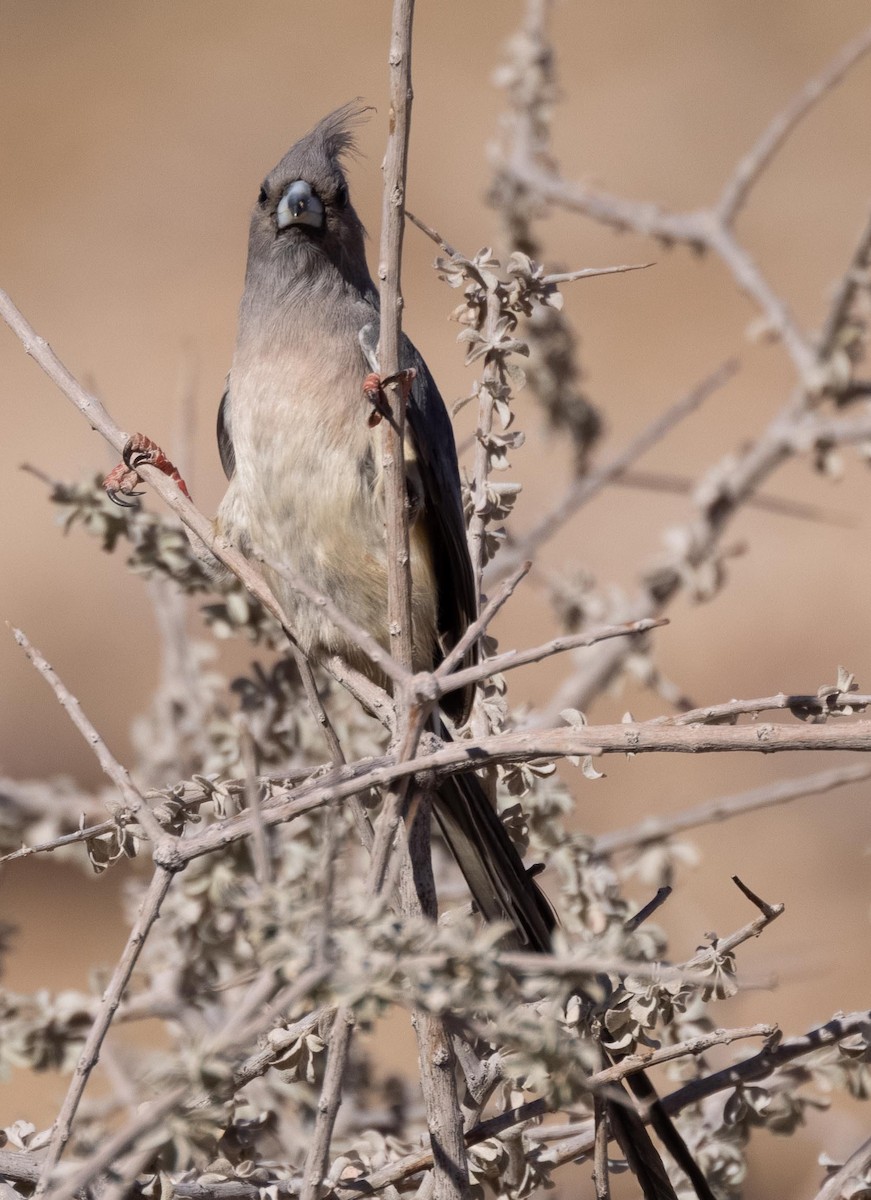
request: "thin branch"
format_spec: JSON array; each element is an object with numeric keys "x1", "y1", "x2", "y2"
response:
[
  {"x1": 683, "y1": 895, "x2": 783, "y2": 966},
  {"x1": 813, "y1": 1133, "x2": 871, "y2": 1200},
  {"x1": 592, "y1": 761, "x2": 871, "y2": 856},
  {"x1": 539, "y1": 1011, "x2": 870, "y2": 1173},
  {"x1": 661, "y1": 1009, "x2": 871, "y2": 1117},
  {"x1": 237, "y1": 716, "x2": 270, "y2": 886},
  {"x1": 542, "y1": 262, "x2": 654, "y2": 284},
  {"x1": 377, "y1": 0, "x2": 415, "y2": 676},
  {"x1": 134, "y1": 715, "x2": 871, "y2": 870},
  {"x1": 301, "y1": 1010, "x2": 356, "y2": 1200},
  {"x1": 495, "y1": 359, "x2": 738, "y2": 578},
  {"x1": 717, "y1": 25, "x2": 871, "y2": 225},
  {"x1": 592, "y1": 1096, "x2": 611, "y2": 1200},
  {"x1": 33, "y1": 866, "x2": 175, "y2": 1195},
  {"x1": 654, "y1": 690, "x2": 870, "y2": 725},
  {"x1": 818, "y1": 202, "x2": 871, "y2": 364},
  {"x1": 405, "y1": 209, "x2": 458, "y2": 255},
  {"x1": 436, "y1": 559, "x2": 531, "y2": 680},
  {"x1": 11, "y1": 627, "x2": 169, "y2": 849},
  {"x1": 437, "y1": 616, "x2": 668, "y2": 699}
]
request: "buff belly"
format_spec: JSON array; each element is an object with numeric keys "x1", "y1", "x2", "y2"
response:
[{"x1": 216, "y1": 343, "x2": 438, "y2": 675}]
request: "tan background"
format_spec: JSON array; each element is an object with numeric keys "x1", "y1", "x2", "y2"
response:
[{"x1": 2, "y1": 2, "x2": 871, "y2": 1195}]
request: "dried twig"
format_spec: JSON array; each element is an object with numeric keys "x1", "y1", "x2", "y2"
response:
[
  {"x1": 592, "y1": 761, "x2": 871, "y2": 856},
  {"x1": 812, "y1": 1133, "x2": 871, "y2": 1200},
  {"x1": 33, "y1": 867, "x2": 175, "y2": 1195},
  {"x1": 495, "y1": 359, "x2": 738, "y2": 580},
  {"x1": 717, "y1": 26, "x2": 871, "y2": 226},
  {"x1": 11, "y1": 627, "x2": 169, "y2": 849}
]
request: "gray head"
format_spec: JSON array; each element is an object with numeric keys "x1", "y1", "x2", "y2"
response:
[{"x1": 246, "y1": 101, "x2": 374, "y2": 296}]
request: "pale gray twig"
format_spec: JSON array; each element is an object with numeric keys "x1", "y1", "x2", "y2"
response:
[
  {"x1": 11, "y1": 627, "x2": 169, "y2": 849},
  {"x1": 436, "y1": 559, "x2": 531, "y2": 680},
  {"x1": 495, "y1": 359, "x2": 738, "y2": 580},
  {"x1": 592, "y1": 761, "x2": 871, "y2": 856},
  {"x1": 717, "y1": 26, "x2": 871, "y2": 226},
  {"x1": 812, "y1": 1133, "x2": 871, "y2": 1200},
  {"x1": 33, "y1": 866, "x2": 175, "y2": 1195}
]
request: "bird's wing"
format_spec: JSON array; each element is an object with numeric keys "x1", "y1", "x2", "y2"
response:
[
  {"x1": 217, "y1": 384, "x2": 236, "y2": 480},
  {"x1": 401, "y1": 335, "x2": 478, "y2": 724},
  {"x1": 356, "y1": 309, "x2": 478, "y2": 723}
]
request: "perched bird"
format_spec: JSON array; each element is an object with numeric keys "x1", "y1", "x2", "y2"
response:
[
  {"x1": 106, "y1": 103, "x2": 711, "y2": 1200},
  {"x1": 212, "y1": 101, "x2": 555, "y2": 952}
]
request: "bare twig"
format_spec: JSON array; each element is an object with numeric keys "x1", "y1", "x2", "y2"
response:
[
  {"x1": 812, "y1": 1133, "x2": 871, "y2": 1200},
  {"x1": 542, "y1": 262, "x2": 653, "y2": 284},
  {"x1": 33, "y1": 866, "x2": 175, "y2": 1195},
  {"x1": 436, "y1": 559, "x2": 531, "y2": 680},
  {"x1": 717, "y1": 26, "x2": 871, "y2": 226},
  {"x1": 438, "y1": 616, "x2": 668, "y2": 700},
  {"x1": 237, "y1": 716, "x2": 270, "y2": 886},
  {"x1": 11, "y1": 627, "x2": 169, "y2": 849},
  {"x1": 592, "y1": 761, "x2": 871, "y2": 855},
  {"x1": 592, "y1": 1096, "x2": 611, "y2": 1199},
  {"x1": 113, "y1": 714, "x2": 871, "y2": 870},
  {"x1": 661, "y1": 1009, "x2": 871, "y2": 1117},
  {"x1": 377, "y1": 0, "x2": 415, "y2": 676},
  {"x1": 818, "y1": 203, "x2": 871, "y2": 364},
  {"x1": 301, "y1": 1010, "x2": 356, "y2": 1200},
  {"x1": 495, "y1": 359, "x2": 738, "y2": 579},
  {"x1": 654, "y1": 690, "x2": 871, "y2": 726}
]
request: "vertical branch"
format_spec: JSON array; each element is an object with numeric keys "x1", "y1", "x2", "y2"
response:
[
  {"x1": 400, "y1": 799, "x2": 469, "y2": 1200},
  {"x1": 466, "y1": 289, "x2": 502, "y2": 595},
  {"x1": 300, "y1": 10, "x2": 426, "y2": 1194},
  {"x1": 33, "y1": 866, "x2": 175, "y2": 1195},
  {"x1": 375, "y1": 8, "x2": 469, "y2": 1200},
  {"x1": 377, "y1": 0, "x2": 415, "y2": 674}
]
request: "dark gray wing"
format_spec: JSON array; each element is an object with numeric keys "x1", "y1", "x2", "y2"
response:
[
  {"x1": 358, "y1": 309, "x2": 477, "y2": 721},
  {"x1": 217, "y1": 385, "x2": 236, "y2": 480},
  {"x1": 400, "y1": 335, "x2": 478, "y2": 724}
]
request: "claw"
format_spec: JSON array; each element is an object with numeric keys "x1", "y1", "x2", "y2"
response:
[
  {"x1": 106, "y1": 489, "x2": 140, "y2": 508},
  {"x1": 363, "y1": 368, "x2": 417, "y2": 428},
  {"x1": 104, "y1": 432, "x2": 191, "y2": 505}
]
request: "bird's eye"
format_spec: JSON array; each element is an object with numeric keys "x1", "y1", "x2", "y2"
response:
[
  {"x1": 335, "y1": 183, "x2": 348, "y2": 210},
  {"x1": 257, "y1": 183, "x2": 269, "y2": 206}
]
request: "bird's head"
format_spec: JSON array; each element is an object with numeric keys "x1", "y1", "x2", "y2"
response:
[{"x1": 247, "y1": 100, "x2": 374, "y2": 292}]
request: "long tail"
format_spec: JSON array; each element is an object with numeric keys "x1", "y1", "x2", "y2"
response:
[
  {"x1": 432, "y1": 724, "x2": 714, "y2": 1200},
  {"x1": 432, "y1": 725, "x2": 554, "y2": 951}
]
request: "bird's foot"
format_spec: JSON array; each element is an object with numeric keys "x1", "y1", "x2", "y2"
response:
[
  {"x1": 103, "y1": 433, "x2": 191, "y2": 507},
  {"x1": 363, "y1": 368, "x2": 417, "y2": 428}
]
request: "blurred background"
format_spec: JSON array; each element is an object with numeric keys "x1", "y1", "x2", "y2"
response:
[{"x1": 1, "y1": 2, "x2": 870, "y2": 1195}]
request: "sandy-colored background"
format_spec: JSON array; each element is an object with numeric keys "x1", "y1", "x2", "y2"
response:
[{"x1": 2, "y1": 3, "x2": 870, "y2": 1196}]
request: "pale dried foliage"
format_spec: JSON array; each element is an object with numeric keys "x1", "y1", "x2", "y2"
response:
[{"x1": 2, "y1": 5, "x2": 871, "y2": 1200}]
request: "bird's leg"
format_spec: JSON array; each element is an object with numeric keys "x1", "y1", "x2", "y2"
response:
[
  {"x1": 363, "y1": 368, "x2": 417, "y2": 428},
  {"x1": 103, "y1": 433, "x2": 191, "y2": 506}
]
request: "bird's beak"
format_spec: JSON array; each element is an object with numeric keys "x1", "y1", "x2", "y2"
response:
[{"x1": 276, "y1": 180, "x2": 325, "y2": 230}]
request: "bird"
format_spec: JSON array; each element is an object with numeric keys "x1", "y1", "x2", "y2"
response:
[
  {"x1": 211, "y1": 100, "x2": 556, "y2": 953},
  {"x1": 216, "y1": 106, "x2": 714, "y2": 1200},
  {"x1": 105, "y1": 102, "x2": 712, "y2": 1200}
]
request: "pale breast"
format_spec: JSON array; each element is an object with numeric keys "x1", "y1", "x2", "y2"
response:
[{"x1": 217, "y1": 330, "x2": 438, "y2": 674}]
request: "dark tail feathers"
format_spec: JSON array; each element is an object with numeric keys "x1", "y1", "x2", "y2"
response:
[
  {"x1": 432, "y1": 722, "x2": 554, "y2": 951},
  {"x1": 432, "y1": 724, "x2": 714, "y2": 1200}
]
